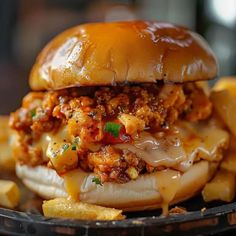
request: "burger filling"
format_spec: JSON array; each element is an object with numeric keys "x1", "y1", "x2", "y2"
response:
[{"x1": 10, "y1": 82, "x2": 228, "y2": 184}]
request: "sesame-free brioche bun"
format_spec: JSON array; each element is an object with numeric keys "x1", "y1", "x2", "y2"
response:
[
  {"x1": 16, "y1": 161, "x2": 211, "y2": 212},
  {"x1": 29, "y1": 21, "x2": 218, "y2": 91}
]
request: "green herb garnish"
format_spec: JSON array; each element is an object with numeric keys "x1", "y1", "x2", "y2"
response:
[
  {"x1": 61, "y1": 143, "x2": 69, "y2": 153},
  {"x1": 104, "y1": 122, "x2": 121, "y2": 138},
  {"x1": 30, "y1": 109, "x2": 36, "y2": 118},
  {"x1": 92, "y1": 177, "x2": 103, "y2": 186},
  {"x1": 71, "y1": 143, "x2": 77, "y2": 151}
]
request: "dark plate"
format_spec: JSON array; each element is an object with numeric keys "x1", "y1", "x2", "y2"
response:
[{"x1": 1, "y1": 195, "x2": 236, "y2": 236}]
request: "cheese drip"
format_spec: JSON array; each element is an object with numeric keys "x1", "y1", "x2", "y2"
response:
[
  {"x1": 115, "y1": 122, "x2": 228, "y2": 172},
  {"x1": 63, "y1": 169, "x2": 88, "y2": 200},
  {"x1": 155, "y1": 169, "x2": 181, "y2": 215}
]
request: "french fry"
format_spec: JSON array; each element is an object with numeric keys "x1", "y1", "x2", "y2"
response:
[
  {"x1": 0, "y1": 116, "x2": 10, "y2": 141},
  {"x1": 0, "y1": 116, "x2": 15, "y2": 170},
  {"x1": 0, "y1": 143, "x2": 15, "y2": 171},
  {"x1": 210, "y1": 90, "x2": 236, "y2": 137},
  {"x1": 0, "y1": 180, "x2": 20, "y2": 208},
  {"x1": 202, "y1": 170, "x2": 235, "y2": 202},
  {"x1": 213, "y1": 77, "x2": 236, "y2": 98},
  {"x1": 43, "y1": 198, "x2": 125, "y2": 220},
  {"x1": 221, "y1": 150, "x2": 236, "y2": 174},
  {"x1": 196, "y1": 81, "x2": 210, "y2": 95},
  {"x1": 208, "y1": 162, "x2": 219, "y2": 181}
]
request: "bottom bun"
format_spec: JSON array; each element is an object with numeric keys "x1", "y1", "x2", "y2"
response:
[{"x1": 16, "y1": 161, "x2": 212, "y2": 211}]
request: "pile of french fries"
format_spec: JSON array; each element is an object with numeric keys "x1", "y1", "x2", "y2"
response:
[{"x1": 202, "y1": 77, "x2": 236, "y2": 203}]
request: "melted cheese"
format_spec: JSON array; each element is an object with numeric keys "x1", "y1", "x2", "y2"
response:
[
  {"x1": 34, "y1": 127, "x2": 70, "y2": 161},
  {"x1": 115, "y1": 122, "x2": 229, "y2": 172},
  {"x1": 63, "y1": 169, "x2": 89, "y2": 200},
  {"x1": 115, "y1": 132, "x2": 186, "y2": 168},
  {"x1": 176, "y1": 122, "x2": 229, "y2": 171},
  {"x1": 155, "y1": 169, "x2": 181, "y2": 215},
  {"x1": 34, "y1": 126, "x2": 101, "y2": 161}
]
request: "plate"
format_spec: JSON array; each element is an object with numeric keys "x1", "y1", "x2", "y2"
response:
[{"x1": 1, "y1": 196, "x2": 236, "y2": 236}]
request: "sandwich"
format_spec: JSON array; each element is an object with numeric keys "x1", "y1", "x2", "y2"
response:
[{"x1": 9, "y1": 21, "x2": 229, "y2": 213}]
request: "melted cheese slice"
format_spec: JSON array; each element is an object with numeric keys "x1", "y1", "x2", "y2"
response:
[
  {"x1": 115, "y1": 121, "x2": 229, "y2": 172},
  {"x1": 176, "y1": 121, "x2": 229, "y2": 171},
  {"x1": 115, "y1": 132, "x2": 186, "y2": 168}
]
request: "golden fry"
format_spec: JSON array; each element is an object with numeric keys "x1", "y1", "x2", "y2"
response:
[
  {"x1": 210, "y1": 90, "x2": 236, "y2": 137},
  {"x1": 0, "y1": 180, "x2": 20, "y2": 208},
  {"x1": 196, "y1": 81, "x2": 210, "y2": 95},
  {"x1": 221, "y1": 150, "x2": 236, "y2": 174},
  {"x1": 202, "y1": 170, "x2": 235, "y2": 202},
  {"x1": 0, "y1": 116, "x2": 15, "y2": 170},
  {"x1": 213, "y1": 77, "x2": 236, "y2": 98},
  {"x1": 0, "y1": 116, "x2": 9, "y2": 141},
  {"x1": 43, "y1": 198, "x2": 125, "y2": 220}
]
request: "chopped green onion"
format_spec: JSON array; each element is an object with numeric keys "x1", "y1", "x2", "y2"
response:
[
  {"x1": 30, "y1": 109, "x2": 36, "y2": 118},
  {"x1": 61, "y1": 143, "x2": 69, "y2": 153},
  {"x1": 71, "y1": 143, "x2": 77, "y2": 151},
  {"x1": 104, "y1": 122, "x2": 121, "y2": 137},
  {"x1": 92, "y1": 177, "x2": 103, "y2": 186}
]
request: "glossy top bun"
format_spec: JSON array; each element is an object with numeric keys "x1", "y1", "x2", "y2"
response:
[{"x1": 30, "y1": 21, "x2": 218, "y2": 90}]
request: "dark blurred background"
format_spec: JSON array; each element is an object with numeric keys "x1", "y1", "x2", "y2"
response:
[{"x1": 0, "y1": 0, "x2": 235, "y2": 114}]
